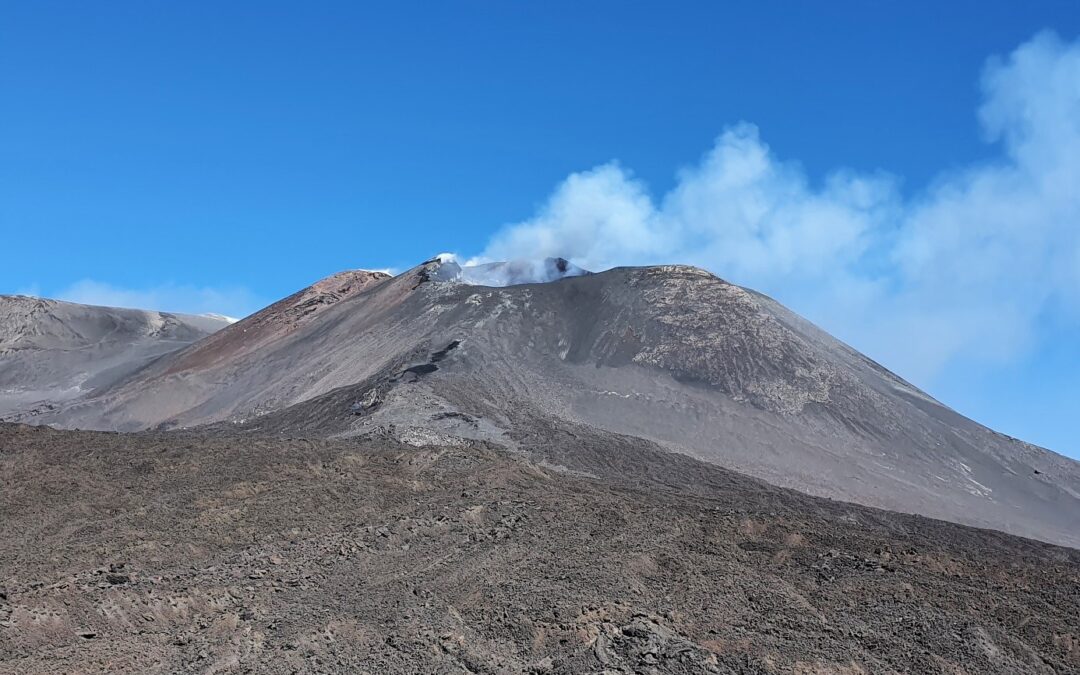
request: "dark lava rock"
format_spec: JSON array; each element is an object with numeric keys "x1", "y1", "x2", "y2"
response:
[{"x1": 0, "y1": 423, "x2": 1077, "y2": 673}]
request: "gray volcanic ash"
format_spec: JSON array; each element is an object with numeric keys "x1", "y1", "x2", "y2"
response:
[{"x1": 0, "y1": 295, "x2": 229, "y2": 419}]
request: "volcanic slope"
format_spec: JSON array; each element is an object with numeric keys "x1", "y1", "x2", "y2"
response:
[
  {"x1": 1, "y1": 423, "x2": 1078, "y2": 674},
  {"x1": 27, "y1": 259, "x2": 1080, "y2": 548},
  {"x1": 0, "y1": 295, "x2": 229, "y2": 420}
]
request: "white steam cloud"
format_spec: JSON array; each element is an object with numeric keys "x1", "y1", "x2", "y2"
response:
[
  {"x1": 432, "y1": 257, "x2": 587, "y2": 287},
  {"x1": 477, "y1": 31, "x2": 1080, "y2": 385}
]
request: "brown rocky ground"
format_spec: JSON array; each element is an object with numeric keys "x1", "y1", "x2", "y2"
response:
[{"x1": 1, "y1": 423, "x2": 1078, "y2": 674}]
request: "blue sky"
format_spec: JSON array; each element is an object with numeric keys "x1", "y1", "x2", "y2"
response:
[{"x1": 2, "y1": 2, "x2": 1078, "y2": 458}]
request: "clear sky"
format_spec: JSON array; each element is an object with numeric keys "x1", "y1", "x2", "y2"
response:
[{"x1": 2, "y1": 2, "x2": 1078, "y2": 458}]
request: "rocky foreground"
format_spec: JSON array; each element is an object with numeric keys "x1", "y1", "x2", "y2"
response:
[{"x1": 1, "y1": 423, "x2": 1078, "y2": 674}]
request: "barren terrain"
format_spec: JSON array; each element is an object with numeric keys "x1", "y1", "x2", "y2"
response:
[
  {"x1": 2, "y1": 423, "x2": 1078, "y2": 674},
  {"x1": 0, "y1": 296, "x2": 228, "y2": 419},
  {"x1": 15, "y1": 261, "x2": 1079, "y2": 548}
]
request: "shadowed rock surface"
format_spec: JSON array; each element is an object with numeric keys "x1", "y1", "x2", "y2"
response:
[
  {"x1": 0, "y1": 423, "x2": 1078, "y2": 674},
  {"x1": 20, "y1": 260, "x2": 1079, "y2": 548},
  {"x1": 0, "y1": 296, "x2": 229, "y2": 420}
]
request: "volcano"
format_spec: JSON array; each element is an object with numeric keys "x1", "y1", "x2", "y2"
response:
[
  {"x1": 11, "y1": 258, "x2": 1079, "y2": 549},
  {"x1": 3, "y1": 259, "x2": 1080, "y2": 673}
]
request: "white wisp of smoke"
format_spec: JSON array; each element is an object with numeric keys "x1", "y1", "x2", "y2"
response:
[
  {"x1": 471, "y1": 30, "x2": 1080, "y2": 384},
  {"x1": 431, "y1": 256, "x2": 589, "y2": 287}
]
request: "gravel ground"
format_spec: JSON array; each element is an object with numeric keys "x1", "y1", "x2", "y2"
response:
[{"x1": 1, "y1": 423, "x2": 1078, "y2": 674}]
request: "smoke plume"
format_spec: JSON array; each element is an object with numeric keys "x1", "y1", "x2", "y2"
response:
[
  {"x1": 474, "y1": 31, "x2": 1080, "y2": 385},
  {"x1": 434, "y1": 256, "x2": 589, "y2": 287}
]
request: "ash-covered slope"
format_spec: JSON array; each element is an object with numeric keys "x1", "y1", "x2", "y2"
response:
[
  {"x1": 27, "y1": 259, "x2": 1080, "y2": 548},
  {"x1": 23, "y1": 269, "x2": 393, "y2": 428},
  {"x1": 0, "y1": 295, "x2": 229, "y2": 419}
]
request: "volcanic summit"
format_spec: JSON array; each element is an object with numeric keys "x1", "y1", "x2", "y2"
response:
[{"x1": 10, "y1": 258, "x2": 1079, "y2": 549}]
